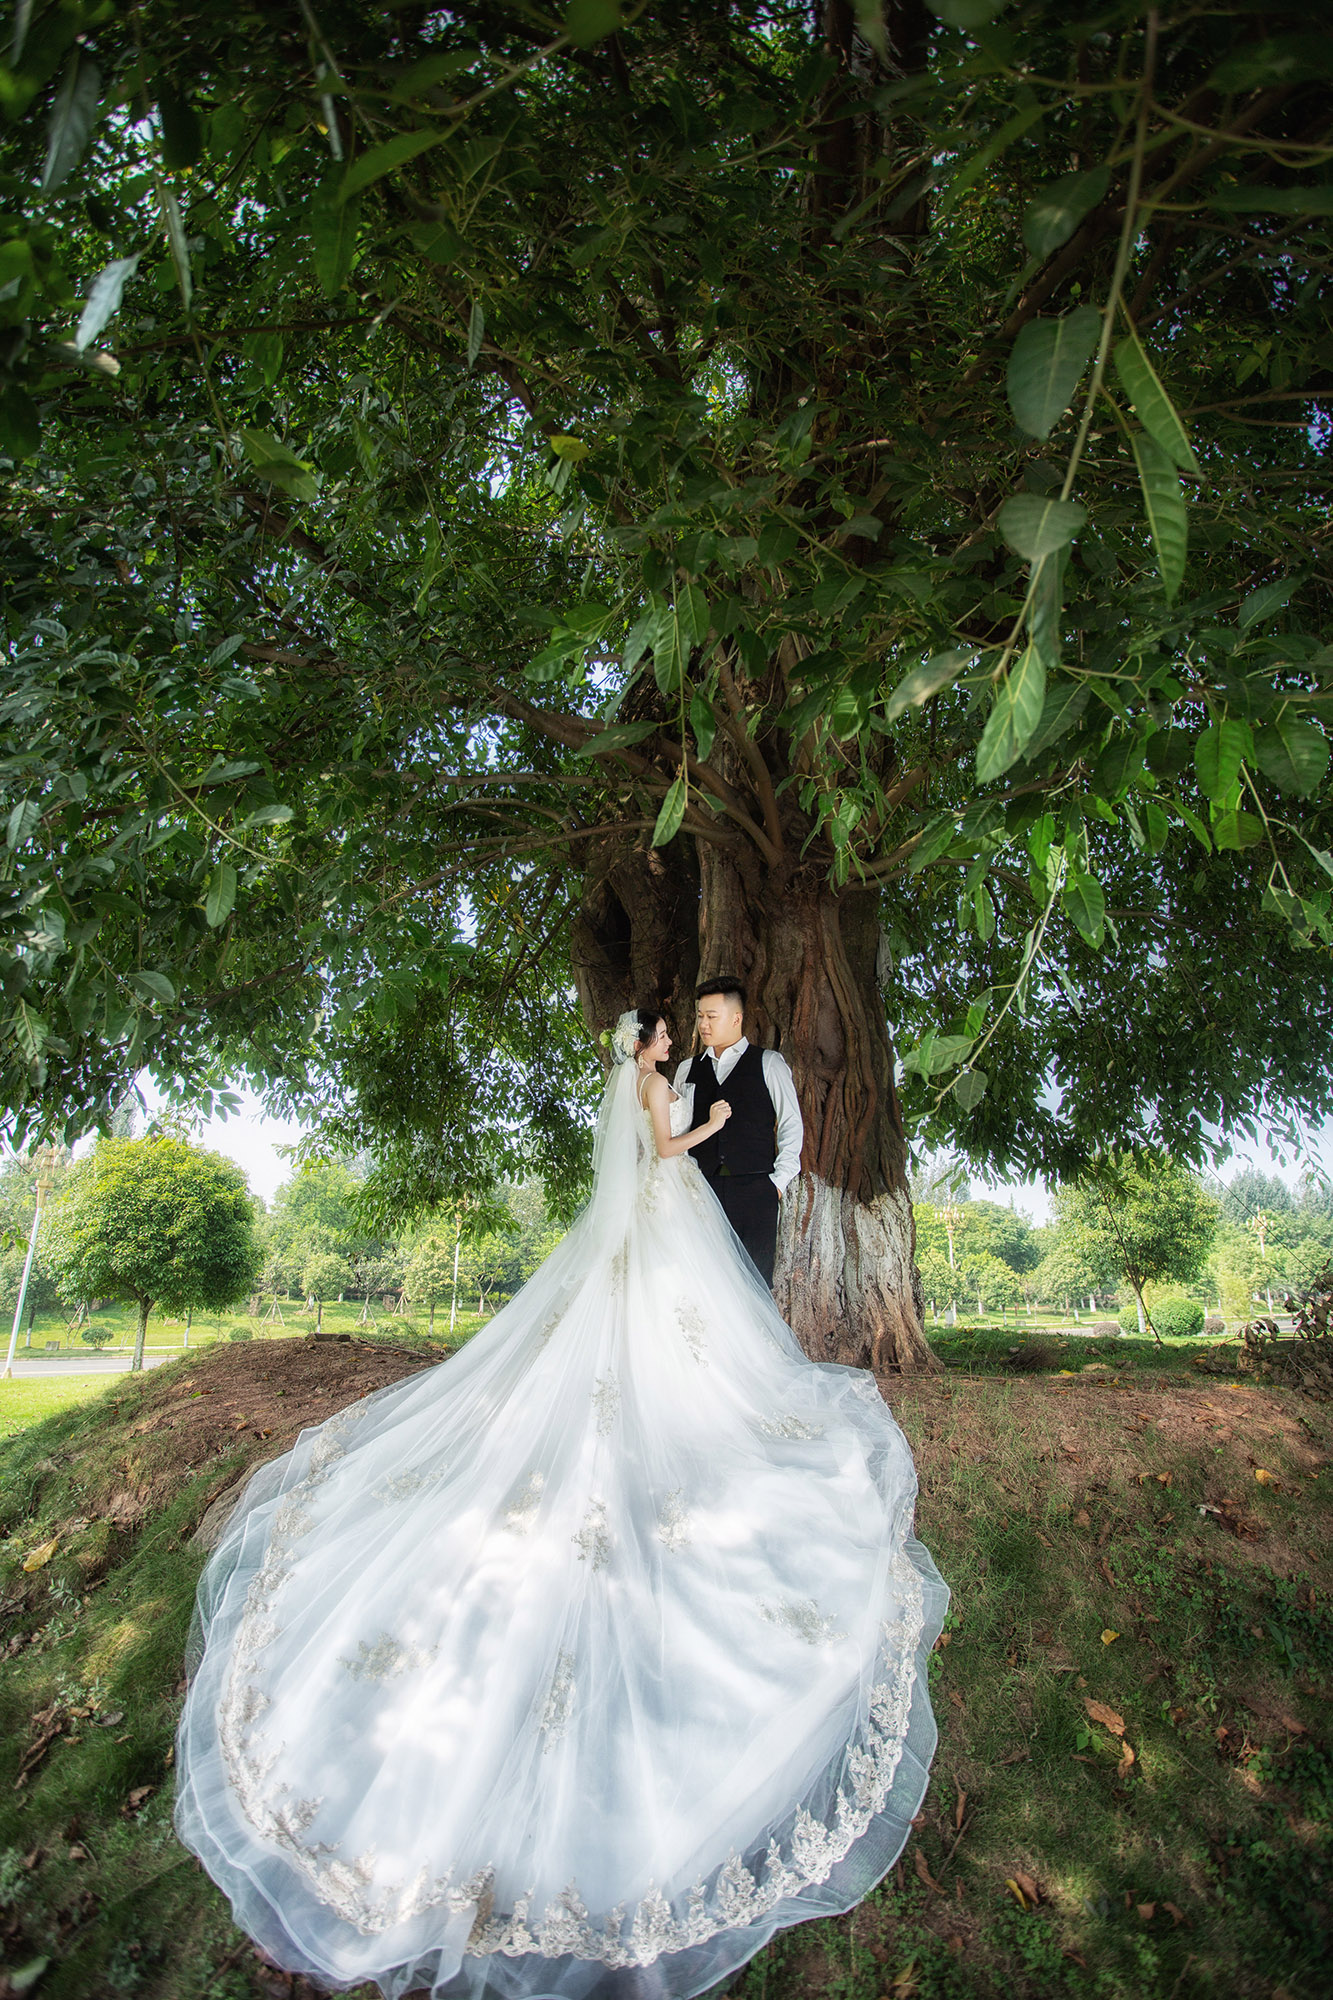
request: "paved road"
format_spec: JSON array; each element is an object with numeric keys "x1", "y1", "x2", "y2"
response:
[{"x1": 3, "y1": 1351, "x2": 179, "y2": 1376}]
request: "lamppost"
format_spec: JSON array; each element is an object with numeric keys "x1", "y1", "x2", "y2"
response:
[{"x1": 3, "y1": 1146, "x2": 58, "y2": 1380}]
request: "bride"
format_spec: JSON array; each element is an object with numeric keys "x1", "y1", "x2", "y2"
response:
[{"x1": 174, "y1": 1008, "x2": 949, "y2": 2000}]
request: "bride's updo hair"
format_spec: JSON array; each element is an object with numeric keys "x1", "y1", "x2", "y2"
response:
[{"x1": 606, "y1": 1005, "x2": 661, "y2": 1065}]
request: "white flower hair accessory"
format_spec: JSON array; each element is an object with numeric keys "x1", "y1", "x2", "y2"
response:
[{"x1": 599, "y1": 1010, "x2": 642, "y2": 1066}]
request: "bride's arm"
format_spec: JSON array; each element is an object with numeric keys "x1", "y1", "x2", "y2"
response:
[{"x1": 642, "y1": 1072, "x2": 731, "y2": 1160}]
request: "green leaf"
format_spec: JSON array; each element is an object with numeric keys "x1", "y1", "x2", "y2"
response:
[
  {"x1": 996, "y1": 494, "x2": 1087, "y2": 562},
  {"x1": 1022, "y1": 167, "x2": 1109, "y2": 261},
  {"x1": 74, "y1": 254, "x2": 141, "y2": 351},
  {"x1": 976, "y1": 646, "x2": 1046, "y2": 782},
  {"x1": 1173, "y1": 798, "x2": 1213, "y2": 852},
  {"x1": 1130, "y1": 432, "x2": 1187, "y2": 601},
  {"x1": 1209, "y1": 185, "x2": 1333, "y2": 216},
  {"x1": 1251, "y1": 715, "x2": 1329, "y2": 796},
  {"x1": 1062, "y1": 872, "x2": 1105, "y2": 946},
  {"x1": 131, "y1": 971, "x2": 176, "y2": 1006},
  {"x1": 1023, "y1": 679, "x2": 1089, "y2": 761},
  {"x1": 972, "y1": 881, "x2": 995, "y2": 942},
  {"x1": 678, "y1": 583, "x2": 711, "y2": 648},
  {"x1": 340, "y1": 129, "x2": 443, "y2": 201},
  {"x1": 6, "y1": 798, "x2": 40, "y2": 849},
  {"x1": 827, "y1": 688, "x2": 867, "y2": 739},
  {"x1": 467, "y1": 300, "x2": 485, "y2": 370},
  {"x1": 572, "y1": 720, "x2": 656, "y2": 759},
  {"x1": 690, "y1": 690, "x2": 717, "y2": 761},
  {"x1": 0, "y1": 385, "x2": 40, "y2": 462},
  {"x1": 1238, "y1": 577, "x2": 1297, "y2": 633},
  {"x1": 156, "y1": 81, "x2": 202, "y2": 170},
  {"x1": 953, "y1": 1067, "x2": 988, "y2": 1110},
  {"x1": 13, "y1": 1000, "x2": 48, "y2": 1064},
  {"x1": 1211, "y1": 807, "x2": 1264, "y2": 851},
  {"x1": 238, "y1": 802, "x2": 294, "y2": 828},
  {"x1": 564, "y1": 0, "x2": 622, "y2": 43},
  {"x1": 1007, "y1": 307, "x2": 1100, "y2": 440},
  {"x1": 547, "y1": 434, "x2": 590, "y2": 463},
  {"x1": 652, "y1": 776, "x2": 687, "y2": 848},
  {"x1": 159, "y1": 185, "x2": 192, "y2": 310},
  {"x1": 42, "y1": 52, "x2": 102, "y2": 191},
  {"x1": 311, "y1": 178, "x2": 361, "y2": 296},
  {"x1": 204, "y1": 862, "x2": 237, "y2": 927},
  {"x1": 1194, "y1": 718, "x2": 1252, "y2": 800},
  {"x1": 1113, "y1": 331, "x2": 1200, "y2": 475},
  {"x1": 757, "y1": 518, "x2": 799, "y2": 568},
  {"x1": 884, "y1": 649, "x2": 973, "y2": 723},
  {"x1": 239, "y1": 428, "x2": 321, "y2": 502}
]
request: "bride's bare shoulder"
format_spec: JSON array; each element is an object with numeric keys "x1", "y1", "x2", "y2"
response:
[{"x1": 639, "y1": 1068, "x2": 673, "y2": 1106}]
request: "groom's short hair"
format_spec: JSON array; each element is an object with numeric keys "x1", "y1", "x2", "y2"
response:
[{"x1": 696, "y1": 976, "x2": 746, "y2": 1011}]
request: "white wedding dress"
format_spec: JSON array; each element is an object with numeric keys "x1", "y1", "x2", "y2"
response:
[{"x1": 174, "y1": 1061, "x2": 948, "y2": 2000}]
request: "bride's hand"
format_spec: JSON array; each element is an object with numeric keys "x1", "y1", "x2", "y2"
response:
[{"x1": 710, "y1": 1099, "x2": 732, "y2": 1126}]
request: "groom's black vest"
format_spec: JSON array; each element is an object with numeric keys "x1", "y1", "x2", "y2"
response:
[{"x1": 687, "y1": 1045, "x2": 777, "y2": 1180}]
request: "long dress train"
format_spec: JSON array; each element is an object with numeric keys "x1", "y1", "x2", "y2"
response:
[{"x1": 173, "y1": 1060, "x2": 949, "y2": 2000}]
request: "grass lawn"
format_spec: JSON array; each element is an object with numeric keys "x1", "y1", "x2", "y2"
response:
[
  {"x1": 0, "y1": 1340, "x2": 1327, "y2": 1999},
  {"x1": 11, "y1": 1296, "x2": 490, "y2": 1361},
  {"x1": 0, "y1": 1377, "x2": 120, "y2": 1441}
]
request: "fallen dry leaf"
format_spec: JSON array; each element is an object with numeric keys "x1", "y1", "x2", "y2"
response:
[
  {"x1": 955, "y1": 1789, "x2": 967, "y2": 1831},
  {"x1": 913, "y1": 1848, "x2": 945, "y2": 1895},
  {"x1": 124, "y1": 1785, "x2": 155, "y2": 1812},
  {"x1": 1117, "y1": 1741, "x2": 1136, "y2": 1776},
  {"x1": 1162, "y1": 1900, "x2": 1187, "y2": 1926},
  {"x1": 1074, "y1": 1509, "x2": 1091, "y2": 1526},
  {"x1": 1254, "y1": 1467, "x2": 1275, "y2": 1485},
  {"x1": 999, "y1": 1747, "x2": 1031, "y2": 1766},
  {"x1": 1012, "y1": 1870, "x2": 1041, "y2": 1905},
  {"x1": 1101, "y1": 1629, "x2": 1120, "y2": 1645},
  {"x1": 1082, "y1": 1698, "x2": 1126, "y2": 1736},
  {"x1": 21, "y1": 1537, "x2": 59, "y2": 1573},
  {"x1": 1137, "y1": 1901, "x2": 1156, "y2": 1921}
]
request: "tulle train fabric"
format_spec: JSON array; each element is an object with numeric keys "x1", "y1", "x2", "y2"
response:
[{"x1": 174, "y1": 1063, "x2": 949, "y2": 2000}]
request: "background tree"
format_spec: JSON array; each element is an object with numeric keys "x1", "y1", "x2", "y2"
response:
[
  {"x1": 2, "y1": 3, "x2": 1331, "y2": 1372},
  {"x1": 45, "y1": 1135, "x2": 261, "y2": 1368},
  {"x1": 300, "y1": 1249, "x2": 352, "y2": 1332},
  {"x1": 405, "y1": 1234, "x2": 458, "y2": 1338},
  {"x1": 1054, "y1": 1155, "x2": 1219, "y2": 1339}
]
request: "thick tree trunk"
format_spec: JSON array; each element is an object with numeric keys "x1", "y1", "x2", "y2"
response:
[{"x1": 574, "y1": 834, "x2": 936, "y2": 1373}]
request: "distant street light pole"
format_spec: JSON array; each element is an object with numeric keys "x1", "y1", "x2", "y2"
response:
[{"x1": 3, "y1": 1147, "x2": 57, "y2": 1380}]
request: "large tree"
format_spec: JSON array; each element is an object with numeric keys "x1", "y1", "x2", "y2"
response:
[
  {"x1": 1, "y1": 1, "x2": 1331, "y2": 1371},
  {"x1": 45, "y1": 1133, "x2": 262, "y2": 1367}
]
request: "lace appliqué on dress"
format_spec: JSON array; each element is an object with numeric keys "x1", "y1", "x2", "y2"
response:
[
  {"x1": 539, "y1": 1651, "x2": 576, "y2": 1748},
  {"x1": 757, "y1": 1412, "x2": 825, "y2": 1440},
  {"x1": 759, "y1": 1597, "x2": 844, "y2": 1645},
  {"x1": 572, "y1": 1499, "x2": 611, "y2": 1571},
  {"x1": 656, "y1": 1489, "x2": 690, "y2": 1552},
  {"x1": 504, "y1": 1470, "x2": 545, "y2": 1533},
  {"x1": 592, "y1": 1374, "x2": 620, "y2": 1435},
  {"x1": 676, "y1": 1299, "x2": 709, "y2": 1363},
  {"x1": 339, "y1": 1633, "x2": 437, "y2": 1682}
]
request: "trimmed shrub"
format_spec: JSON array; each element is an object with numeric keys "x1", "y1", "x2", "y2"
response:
[{"x1": 1118, "y1": 1295, "x2": 1206, "y2": 1338}]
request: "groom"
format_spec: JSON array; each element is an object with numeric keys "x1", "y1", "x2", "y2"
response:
[{"x1": 673, "y1": 978, "x2": 804, "y2": 1288}]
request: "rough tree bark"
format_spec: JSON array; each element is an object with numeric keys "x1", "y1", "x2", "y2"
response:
[{"x1": 571, "y1": 833, "x2": 935, "y2": 1375}]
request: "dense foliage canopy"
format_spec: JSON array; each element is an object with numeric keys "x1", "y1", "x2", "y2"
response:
[{"x1": 1, "y1": 0, "x2": 1330, "y2": 1216}]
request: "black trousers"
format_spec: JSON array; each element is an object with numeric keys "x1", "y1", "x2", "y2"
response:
[{"x1": 706, "y1": 1172, "x2": 781, "y2": 1287}]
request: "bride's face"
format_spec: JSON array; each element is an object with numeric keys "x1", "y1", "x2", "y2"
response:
[{"x1": 639, "y1": 1018, "x2": 670, "y2": 1063}]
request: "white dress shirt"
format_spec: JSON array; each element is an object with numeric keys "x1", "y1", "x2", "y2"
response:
[{"x1": 672, "y1": 1037, "x2": 804, "y2": 1196}]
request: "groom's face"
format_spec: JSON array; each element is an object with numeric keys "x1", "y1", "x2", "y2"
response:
[{"x1": 696, "y1": 994, "x2": 743, "y2": 1050}]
